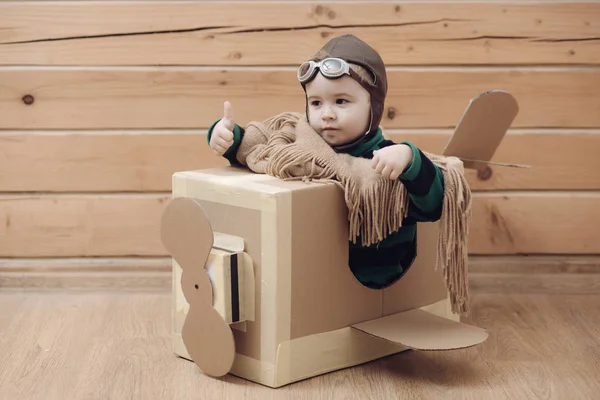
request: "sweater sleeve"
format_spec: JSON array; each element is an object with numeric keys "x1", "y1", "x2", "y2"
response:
[
  {"x1": 207, "y1": 118, "x2": 245, "y2": 166},
  {"x1": 397, "y1": 141, "x2": 445, "y2": 222}
]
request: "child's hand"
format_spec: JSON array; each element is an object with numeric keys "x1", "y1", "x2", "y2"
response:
[
  {"x1": 209, "y1": 101, "x2": 235, "y2": 156},
  {"x1": 371, "y1": 144, "x2": 413, "y2": 180}
]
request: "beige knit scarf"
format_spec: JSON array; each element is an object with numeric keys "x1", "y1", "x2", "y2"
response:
[{"x1": 234, "y1": 112, "x2": 472, "y2": 315}]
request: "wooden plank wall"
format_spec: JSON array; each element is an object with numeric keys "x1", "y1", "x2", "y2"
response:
[{"x1": 1, "y1": 1, "x2": 599, "y2": 291}]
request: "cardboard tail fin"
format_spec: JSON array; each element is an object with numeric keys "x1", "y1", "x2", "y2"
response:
[{"x1": 443, "y1": 90, "x2": 529, "y2": 170}]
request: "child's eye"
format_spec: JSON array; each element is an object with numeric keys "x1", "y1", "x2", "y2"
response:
[
  {"x1": 336, "y1": 99, "x2": 348, "y2": 105},
  {"x1": 310, "y1": 100, "x2": 321, "y2": 107}
]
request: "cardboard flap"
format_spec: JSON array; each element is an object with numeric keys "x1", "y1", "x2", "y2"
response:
[
  {"x1": 443, "y1": 90, "x2": 520, "y2": 169},
  {"x1": 351, "y1": 309, "x2": 488, "y2": 350},
  {"x1": 206, "y1": 247, "x2": 255, "y2": 325}
]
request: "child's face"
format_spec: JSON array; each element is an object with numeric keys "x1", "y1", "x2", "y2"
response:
[{"x1": 305, "y1": 73, "x2": 371, "y2": 146}]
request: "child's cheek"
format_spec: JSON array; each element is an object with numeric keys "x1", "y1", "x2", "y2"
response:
[{"x1": 308, "y1": 120, "x2": 321, "y2": 133}]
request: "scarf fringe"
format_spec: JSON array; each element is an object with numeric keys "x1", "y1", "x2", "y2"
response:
[
  {"x1": 342, "y1": 177, "x2": 409, "y2": 246},
  {"x1": 429, "y1": 155, "x2": 472, "y2": 315}
]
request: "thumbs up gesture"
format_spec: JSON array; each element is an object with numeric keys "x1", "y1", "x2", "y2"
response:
[{"x1": 209, "y1": 101, "x2": 235, "y2": 156}]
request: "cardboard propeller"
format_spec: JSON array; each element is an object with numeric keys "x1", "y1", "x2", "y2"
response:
[
  {"x1": 443, "y1": 90, "x2": 528, "y2": 170},
  {"x1": 160, "y1": 197, "x2": 235, "y2": 377}
]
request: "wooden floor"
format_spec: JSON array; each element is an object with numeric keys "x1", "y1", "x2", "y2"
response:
[{"x1": 0, "y1": 290, "x2": 599, "y2": 400}]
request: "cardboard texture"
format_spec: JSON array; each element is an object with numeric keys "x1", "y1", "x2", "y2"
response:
[
  {"x1": 161, "y1": 90, "x2": 519, "y2": 387},
  {"x1": 205, "y1": 238, "x2": 255, "y2": 325},
  {"x1": 443, "y1": 90, "x2": 526, "y2": 169},
  {"x1": 352, "y1": 308, "x2": 488, "y2": 351}
]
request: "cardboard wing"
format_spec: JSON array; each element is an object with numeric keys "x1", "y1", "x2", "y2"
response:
[{"x1": 352, "y1": 309, "x2": 487, "y2": 350}]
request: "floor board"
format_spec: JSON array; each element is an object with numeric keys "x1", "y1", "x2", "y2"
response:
[{"x1": 0, "y1": 291, "x2": 598, "y2": 399}]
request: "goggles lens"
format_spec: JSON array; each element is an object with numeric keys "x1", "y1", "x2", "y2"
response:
[
  {"x1": 297, "y1": 58, "x2": 349, "y2": 83},
  {"x1": 321, "y1": 58, "x2": 345, "y2": 74}
]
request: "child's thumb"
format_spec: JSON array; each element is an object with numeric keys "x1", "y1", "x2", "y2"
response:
[{"x1": 223, "y1": 101, "x2": 234, "y2": 129}]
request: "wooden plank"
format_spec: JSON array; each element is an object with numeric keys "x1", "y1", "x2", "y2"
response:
[
  {"x1": 0, "y1": 256, "x2": 171, "y2": 290},
  {"x1": 0, "y1": 132, "x2": 228, "y2": 192},
  {"x1": 469, "y1": 255, "x2": 600, "y2": 275},
  {"x1": 0, "y1": 257, "x2": 171, "y2": 290},
  {"x1": 0, "y1": 257, "x2": 171, "y2": 273},
  {"x1": 1, "y1": 130, "x2": 599, "y2": 192},
  {"x1": 0, "y1": 194, "x2": 171, "y2": 257},
  {"x1": 0, "y1": 193, "x2": 598, "y2": 257},
  {"x1": 5, "y1": 292, "x2": 600, "y2": 399},
  {"x1": 2, "y1": 256, "x2": 599, "y2": 293},
  {"x1": 388, "y1": 131, "x2": 600, "y2": 192},
  {"x1": 1, "y1": 2, "x2": 599, "y2": 65},
  {"x1": 469, "y1": 255, "x2": 600, "y2": 294},
  {"x1": 470, "y1": 273, "x2": 600, "y2": 295},
  {"x1": 0, "y1": 270, "x2": 170, "y2": 292},
  {"x1": 469, "y1": 193, "x2": 600, "y2": 255},
  {"x1": 1, "y1": 68, "x2": 599, "y2": 129}
]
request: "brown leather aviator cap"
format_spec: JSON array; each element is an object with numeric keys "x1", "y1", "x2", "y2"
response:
[{"x1": 305, "y1": 34, "x2": 388, "y2": 135}]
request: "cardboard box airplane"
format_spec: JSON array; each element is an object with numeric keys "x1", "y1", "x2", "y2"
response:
[{"x1": 160, "y1": 90, "x2": 521, "y2": 387}]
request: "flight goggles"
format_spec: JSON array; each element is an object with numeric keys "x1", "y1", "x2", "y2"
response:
[{"x1": 297, "y1": 57, "x2": 375, "y2": 85}]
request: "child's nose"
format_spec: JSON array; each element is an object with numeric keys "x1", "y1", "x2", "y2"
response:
[{"x1": 321, "y1": 106, "x2": 336, "y2": 120}]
